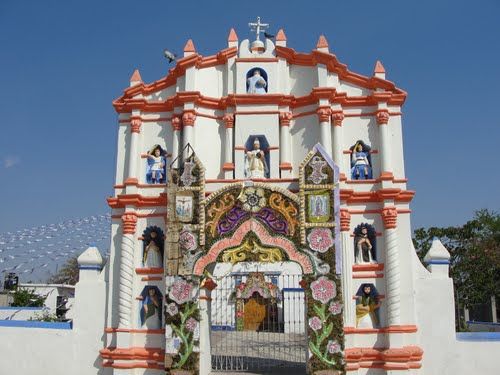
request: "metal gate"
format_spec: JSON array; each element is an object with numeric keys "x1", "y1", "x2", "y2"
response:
[{"x1": 210, "y1": 273, "x2": 307, "y2": 373}]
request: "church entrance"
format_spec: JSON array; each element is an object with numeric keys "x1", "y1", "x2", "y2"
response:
[{"x1": 210, "y1": 269, "x2": 307, "y2": 373}]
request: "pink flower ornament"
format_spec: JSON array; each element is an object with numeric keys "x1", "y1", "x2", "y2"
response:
[
  {"x1": 327, "y1": 340, "x2": 341, "y2": 354},
  {"x1": 308, "y1": 316, "x2": 322, "y2": 331},
  {"x1": 169, "y1": 279, "x2": 194, "y2": 305},
  {"x1": 328, "y1": 301, "x2": 343, "y2": 315},
  {"x1": 307, "y1": 228, "x2": 334, "y2": 253},
  {"x1": 166, "y1": 302, "x2": 179, "y2": 316},
  {"x1": 185, "y1": 317, "x2": 198, "y2": 333},
  {"x1": 311, "y1": 276, "x2": 337, "y2": 304}
]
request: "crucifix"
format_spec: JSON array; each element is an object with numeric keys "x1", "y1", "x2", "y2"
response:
[{"x1": 248, "y1": 16, "x2": 269, "y2": 41}]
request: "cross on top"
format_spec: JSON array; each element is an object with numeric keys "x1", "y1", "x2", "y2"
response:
[{"x1": 248, "y1": 16, "x2": 269, "y2": 41}]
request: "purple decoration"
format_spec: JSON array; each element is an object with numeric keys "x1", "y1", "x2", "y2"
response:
[
  {"x1": 255, "y1": 208, "x2": 288, "y2": 235},
  {"x1": 217, "y1": 207, "x2": 250, "y2": 235}
]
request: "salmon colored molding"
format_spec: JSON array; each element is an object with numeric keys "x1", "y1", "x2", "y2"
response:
[
  {"x1": 193, "y1": 219, "x2": 313, "y2": 275},
  {"x1": 340, "y1": 189, "x2": 415, "y2": 203},
  {"x1": 102, "y1": 361, "x2": 163, "y2": 369},
  {"x1": 227, "y1": 28, "x2": 238, "y2": 42},
  {"x1": 345, "y1": 346, "x2": 423, "y2": 369},
  {"x1": 222, "y1": 162, "x2": 235, "y2": 171},
  {"x1": 141, "y1": 276, "x2": 162, "y2": 281},
  {"x1": 276, "y1": 29, "x2": 287, "y2": 41},
  {"x1": 100, "y1": 347, "x2": 164, "y2": 361},
  {"x1": 105, "y1": 328, "x2": 165, "y2": 334},
  {"x1": 353, "y1": 263, "x2": 384, "y2": 272},
  {"x1": 344, "y1": 325, "x2": 417, "y2": 334},
  {"x1": 374, "y1": 60, "x2": 386, "y2": 74},
  {"x1": 279, "y1": 162, "x2": 293, "y2": 170},
  {"x1": 316, "y1": 35, "x2": 329, "y2": 49},
  {"x1": 183, "y1": 39, "x2": 196, "y2": 53},
  {"x1": 107, "y1": 193, "x2": 167, "y2": 209},
  {"x1": 121, "y1": 213, "x2": 137, "y2": 234},
  {"x1": 130, "y1": 69, "x2": 142, "y2": 84},
  {"x1": 353, "y1": 272, "x2": 384, "y2": 279},
  {"x1": 135, "y1": 267, "x2": 163, "y2": 275}
]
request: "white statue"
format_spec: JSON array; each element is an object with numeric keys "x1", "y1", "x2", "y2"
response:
[
  {"x1": 247, "y1": 70, "x2": 267, "y2": 94},
  {"x1": 245, "y1": 138, "x2": 268, "y2": 178}
]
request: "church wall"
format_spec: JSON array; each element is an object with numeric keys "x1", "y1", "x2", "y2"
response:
[
  {"x1": 196, "y1": 66, "x2": 224, "y2": 98},
  {"x1": 114, "y1": 124, "x2": 128, "y2": 184},
  {"x1": 339, "y1": 80, "x2": 371, "y2": 96},
  {"x1": 290, "y1": 115, "x2": 319, "y2": 177},
  {"x1": 388, "y1": 114, "x2": 406, "y2": 179},
  {"x1": 146, "y1": 85, "x2": 177, "y2": 101},
  {"x1": 193, "y1": 116, "x2": 224, "y2": 179},
  {"x1": 106, "y1": 219, "x2": 122, "y2": 329},
  {"x1": 289, "y1": 65, "x2": 317, "y2": 96}
]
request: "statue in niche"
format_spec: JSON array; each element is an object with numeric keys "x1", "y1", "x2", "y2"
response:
[
  {"x1": 354, "y1": 223, "x2": 377, "y2": 264},
  {"x1": 246, "y1": 69, "x2": 267, "y2": 94},
  {"x1": 350, "y1": 141, "x2": 372, "y2": 180},
  {"x1": 140, "y1": 286, "x2": 162, "y2": 329},
  {"x1": 245, "y1": 138, "x2": 268, "y2": 179},
  {"x1": 142, "y1": 227, "x2": 164, "y2": 269},
  {"x1": 146, "y1": 145, "x2": 167, "y2": 184},
  {"x1": 355, "y1": 283, "x2": 381, "y2": 328}
]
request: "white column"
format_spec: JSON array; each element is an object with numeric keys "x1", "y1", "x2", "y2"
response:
[
  {"x1": 492, "y1": 295, "x2": 498, "y2": 323},
  {"x1": 118, "y1": 212, "x2": 137, "y2": 328},
  {"x1": 317, "y1": 107, "x2": 332, "y2": 156},
  {"x1": 279, "y1": 112, "x2": 292, "y2": 177},
  {"x1": 182, "y1": 111, "x2": 196, "y2": 153},
  {"x1": 382, "y1": 207, "x2": 400, "y2": 326},
  {"x1": 340, "y1": 209, "x2": 355, "y2": 327},
  {"x1": 376, "y1": 110, "x2": 392, "y2": 179},
  {"x1": 331, "y1": 111, "x2": 345, "y2": 175},
  {"x1": 222, "y1": 114, "x2": 235, "y2": 178},
  {"x1": 199, "y1": 279, "x2": 216, "y2": 375},
  {"x1": 171, "y1": 115, "x2": 181, "y2": 168},
  {"x1": 126, "y1": 117, "x2": 142, "y2": 184}
]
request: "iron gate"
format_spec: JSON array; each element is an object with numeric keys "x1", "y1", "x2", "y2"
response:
[{"x1": 210, "y1": 273, "x2": 307, "y2": 373}]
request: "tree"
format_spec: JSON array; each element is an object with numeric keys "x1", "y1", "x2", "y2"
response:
[
  {"x1": 11, "y1": 288, "x2": 46, "y2": 307},
  {"x1": 47, "y1": 256, "x2": 79, "y2": 285},
  {"x1": 413, "y1": 210, "x2": 500, "y2": 310}
]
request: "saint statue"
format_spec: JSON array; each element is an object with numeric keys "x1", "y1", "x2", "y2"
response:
[
  {"x1": 354, "y1": 225, "x2": 375, "y2": 264},
  {"x1": 245, "y1": 138, "x2": 268, "y2": 178},
  {"x1": 351, "y1": 141, "x2": 372, "y2": 180},
  {"x1": 247, "y1": 69, "x2": 267, "y2": 94},
  {"x1": 143, "y1": 231, "x2": 163, "y2": 268},
  {"x1": 141, "y1": 288, "x2": 161, "y2": 329},
  {"x1": 355, "y1": 284, "x2": 381, "y2": 328},
  {"x1": 146, "y1": 145, "x2": 167, "y2": 184}
]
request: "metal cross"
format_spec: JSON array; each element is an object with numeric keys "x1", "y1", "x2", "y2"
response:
[{"x1": 248, "y1": 16, "x2": 269, "y2": 41}]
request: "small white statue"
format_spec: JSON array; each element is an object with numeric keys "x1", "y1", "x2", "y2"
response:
[
  {"x1": 247, "y1": 69, "x2": 267, "y2": 94},
  {"x1": 245, "y1": 138, "x2": 268, "y2": 178}
]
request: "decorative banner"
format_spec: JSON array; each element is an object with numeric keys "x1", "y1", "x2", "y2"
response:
[{"x1": 176, "y1": 191, "x2": 194, "y2": 223}]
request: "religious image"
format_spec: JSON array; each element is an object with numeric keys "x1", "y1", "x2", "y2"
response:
[
  {"x1": 246, "y1": 68, "x2": 268, "y2": 94},
  {"x1": 350, "y1": 140, "x2": 372, "y2": 180},
  {"x1": 175, "y1": 191, "x2": 194, "y2": 223},
  {"x1": 140, "y1": 286, "x2": 162, "y2": 329},
  {"x1": 355, "y1": 283, "x2": 381, "y2": 328},
  {"x1": 146, "y1": 144, "x2": 168, "y2": 184},
  {"x1": 353, "y1": 223, "x2": 377, "y2": 264},
  {"x1": 142, "y1": 226, "x2": 164, "y2": 269},
  {"x1": 307, "y1": 192, "x2": 331, "y2": 223},
  {"x1": 244, "y1": 137, "x2": 268, "y2": 178}
]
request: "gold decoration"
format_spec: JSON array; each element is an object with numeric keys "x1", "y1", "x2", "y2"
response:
[
  {"x1": 221, "y1": 238, "x2": 285, "y2": 264},
  {"x1": 206, "y1": 193, "x2": 235, "y2": 237},
  {"x1": 269, "y1": 192, "x2": 299, "y2": 236}
]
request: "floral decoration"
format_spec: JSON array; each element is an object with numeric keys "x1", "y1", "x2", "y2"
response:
[
  {"x1": 307, "y1": 228, "x2": 334, "y2": 253},
  {"x1": 166, "y1": 302, "x2": 179, "y2": 316},
  {"x1": 327, "y1": 340, "x2": 342, "y2": 354},
  {"x1": 169, "y1": 279, "x2": 194, "y2": 305},
  {"x1": 328, "y1": 301, "x2": 343, "y2": 315},
  {"x1": 185, "y1": 317, "x2": 198, "y2": 333},
  {"x1": 311, "y1": 276, "x2": 337, "y2": 304},
  {"x1": 179, "y1": 229, "x2": 197, "y2": 252},
  {"x1": 238, "y1": 187, "x2": 266, "y2": 213},
  {"x1": 309, "y1": 316, "x2": 322, "y2": 331}
]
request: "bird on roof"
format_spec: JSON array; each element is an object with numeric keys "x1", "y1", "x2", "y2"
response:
[
  {"x1": 163, "y1": 49, "x2": 177, "y2": 63},
  {"x1": 264, "y1": 32, "x2": 275, "y2": 39}
]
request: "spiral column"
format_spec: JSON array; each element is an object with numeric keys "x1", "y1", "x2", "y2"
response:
[
  {"x1": 382, "y1": 207, "x2": 400, "y2": 326},
  {"x1": 118, "y1": 212, "x2": 137, "y2": 328}
]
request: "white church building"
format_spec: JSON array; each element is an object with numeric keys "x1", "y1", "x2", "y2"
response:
[{"x1": 0, "y1": 18, "x2": 498, "y2": 375}]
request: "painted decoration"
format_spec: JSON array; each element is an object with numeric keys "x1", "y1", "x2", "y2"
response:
[
  {"x1": 355, "y1": 283, "x2": 381, "y2": 328},
  {"x1": 146, "y1": 144, "x2": 167, "y2": 184},
  {"x1": 179, "y1": 229, "x2": 197, "y2": 252},
  {"x1": 140, "y1": 286, "x2": 162, "y2": 329},
  {"x1": 353, "y1": 223, "x2": 377, "y2": 264},
  {"x1": 142, "y1": 226, "x2": 164, "y2": 268},
  {"x1": 307, "y1": 228, "x2": 334, "y2": 253},
  {"x1": 180, "y1": 160, "x2": 196, "y2": 186},
  {"x1": 308, "y1": 156, "x2": 328, "y2": 185},
  {"x1": 350, "y1": 140, "x2": 372, "y2": 180},
  {"x1": 238, "y1": 187, "x2": 266, "y2": 213},
  {"x1": 176, "y1": 191, "x2": 194, "y2": 223},
  {"x1": 307, "y1": 192, "x2": 330, "y2": 223}
]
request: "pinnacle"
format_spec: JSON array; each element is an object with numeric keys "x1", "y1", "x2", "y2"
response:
[
  {"x1": 130, "y1": 69, "x2": 142, "y2": 83},
  {"x1": 374, "y1": 60, "x2": 386, "y2": 74},
  {"x1": 228, "y1": 28, "x2": 238, "y2": 42},
  {"x1": 183, "y1": 39, "x2": 196, "y2": 53},
  {"x1": 276, "y1": 29, "x2": 287, "y2": 41},
  {"x1": 316, "y1": 35, "x2": 329, "y2": 49}
]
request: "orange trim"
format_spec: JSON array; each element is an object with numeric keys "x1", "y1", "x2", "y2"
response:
[
  {"x1": 105, "y1": 328, "x2": 165, "y2": 334},
  {"x1": 141, "y1": 276, "x2": 162, "y2": 281},
  {"x1": 130, "y1": 69, "x2": 142, "y2": 83},
  {"x1": 124, "y1": 178, "x2": 139, "y2": 185},
  {"x1": 279, "y1": 162, "x2": 293, "y2": 170},
  {"x1": 222, "y1": 162, "x2": 235, "y2": 171},
  {"x1": 374, "y1": 60, "x2": 386, "y2": 74},
  {"x1": 235, "y1": 57, "x2": 279, "y2": 63},
  {"x1": 345, "y1": 346, "x2": 423, "y2": 369},
  {"x1": 344, "y1": 325, "x2": 417, "y2": 334},
  {"x1": 234, "y1": 110, "x2": 280, "y2": 115},
  {"x1": 227, "y1": 28, "x2": 238, "y2": 42},
  {"x1": 102, "y1": 361, "x2": 163, "y2": 369},
  {"x1": 340, "y1": 189, "x2": 415, "y2": 203},
  {"x1": 107, "y1": 194, "x2": 167, "y2": 209},
  {"x1": 276, "y1": 29, "x2": 287, "y2": 41},
  {"x1": 353, "y1": 263, "x2": 384, "y2": 272},
  {"x1": 353, "y1": 272, "x2": 384, "y2": 279},
  {"x1": 135, "y1": 267, "x2": 164, "y2": 275},
  {"x1": 316, "y1": 35, "x2": 329, "y2": 49},
  {"x1": 183, "y1": 39, "x2": 196, "y2": 53}
]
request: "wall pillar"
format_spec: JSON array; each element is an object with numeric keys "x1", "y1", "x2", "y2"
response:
[
  {"x1": 382, "y1": 207, "x2": 400, "y2": 328},
  {"x1": 279, "y1": 111, "x2": 293, "y2": 177},
  {"x1": 199, "y1": 278, "x2": 217, "y2": 375},
  {"x1": 340, "y1": 209, "x2": 355, "y2": 328},
  {"x1": 222, "y1": 113, "x2": 235, "y2": 179},
  {"x1": 376, "y1": 110, "x2": 393, "y2": 180},
  {"x1": 125, "y1": 116, "x2": 142, "y2": 186},
  {"x1": 171, "y1": 115, "x2": 182, "y2": 168},
  {"x1": 331, "y1": 111, "x2": 345, "y2": 179},
  {"x1": 117, "y1": 212, "x2": 137, "y2": 329},
  {"x1": 182, "y1": 110, "x2": 197, "y2": 155},
  {"x1": 317, "y1": 107, "x2": 332, "y2": 156}
]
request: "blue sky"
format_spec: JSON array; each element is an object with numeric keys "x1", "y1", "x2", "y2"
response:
[{"x1": 0, "y1": 0, "x2": 499, "y2": 232}]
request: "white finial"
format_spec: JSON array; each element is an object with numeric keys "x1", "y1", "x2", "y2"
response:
[{"x1": 248, "y1": 16, "x2": 269, "y2": 42}]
